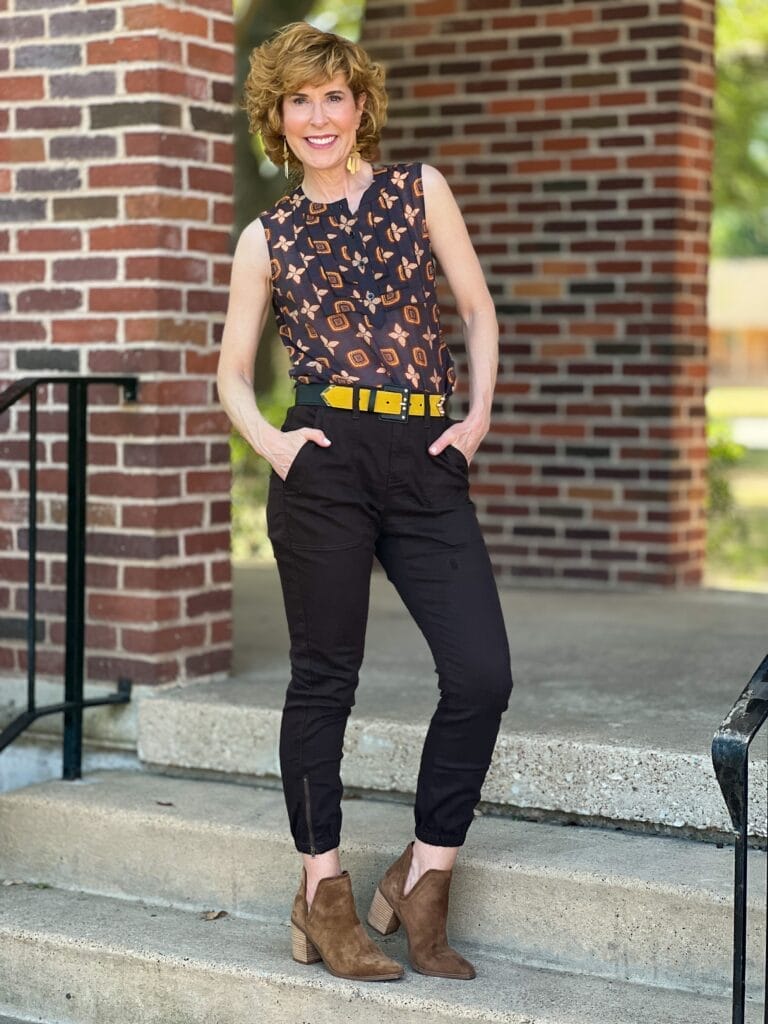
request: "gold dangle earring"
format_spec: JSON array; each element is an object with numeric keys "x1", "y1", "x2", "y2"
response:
[
  {"x1": 346, "y1": 135, "x2": 361, "y2": 175},
  {"x1": 283, "y1": 137, "x2": 290, "y2": 179}
]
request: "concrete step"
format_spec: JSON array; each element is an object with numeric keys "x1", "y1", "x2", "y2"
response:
[
  {"x1": 0, "y1": 731, "x2": 139, "y2": 797},
  {"x1": 137, "y1": 673, "x2": 766, "y2": 837},
  {"x1": 0, "y1": 881, "x2": 744, "y2": 1024},
  {"x1": 0, "y1": 768, "x2": 762, "y2": 999}
]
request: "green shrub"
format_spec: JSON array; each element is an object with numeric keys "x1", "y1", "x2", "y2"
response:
[
  {"x1": 707, "y1": 418, "x2": 746, "y2": 516},
  {"x1": 706, "y1": 418, "x2": 750, "y2": 561}
]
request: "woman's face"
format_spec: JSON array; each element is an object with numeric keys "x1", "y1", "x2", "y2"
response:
[{"x1": 281, "y1": 72, "x2": 366, "y2": 174}]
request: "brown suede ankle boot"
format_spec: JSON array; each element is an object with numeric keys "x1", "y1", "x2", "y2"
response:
[
  {"x1": 367, "y1": 841, "x2": 476, "y2": 980},
  {"x1": 290, "y1": 867, "x2": 404, "y2": 981}
]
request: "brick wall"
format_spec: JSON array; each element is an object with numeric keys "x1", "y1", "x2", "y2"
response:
[
  {"x1": 0, "y1": 0, "x2": 234, "y2": 686},
  {"x1": 362, "y1": 0, "x2": 715, "y2": 587}
]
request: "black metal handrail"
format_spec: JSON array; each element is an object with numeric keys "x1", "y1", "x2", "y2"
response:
[
  {"x1": 0, "y1": 376, "x2": 139, "y2": 778},
  {"x1": 712, "y1": 652, "x2": 768, "y2": 1023}
]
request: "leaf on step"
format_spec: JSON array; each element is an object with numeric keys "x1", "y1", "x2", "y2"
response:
[
  {"x1": 200, "y1": 909, "x2": 229, "y2": 921},
  {"x1": 155, "y1": 800, "x2": 175, "y2": 806}
]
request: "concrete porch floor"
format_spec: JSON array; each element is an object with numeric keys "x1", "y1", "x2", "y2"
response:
[{"x1": 232, "y1": 561, "x2": 768, "y2": 758}]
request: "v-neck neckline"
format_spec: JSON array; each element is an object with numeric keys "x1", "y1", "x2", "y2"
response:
[{"x1": 296, "y1": 164, "x2": 383, "y2": 217}]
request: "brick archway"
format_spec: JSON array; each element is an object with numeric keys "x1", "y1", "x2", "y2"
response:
[{"x1": 0, "y1": 0, "x2": 714, "y2": 691}]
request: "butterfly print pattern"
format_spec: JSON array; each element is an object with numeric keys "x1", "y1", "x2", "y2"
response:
[{"x1": 259, "y1": 161, "x2": 457, "y2": 395}]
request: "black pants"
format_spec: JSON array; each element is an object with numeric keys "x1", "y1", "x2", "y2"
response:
[{"x1": 266, "y1": 399, "x2": 514, "y2": 855}]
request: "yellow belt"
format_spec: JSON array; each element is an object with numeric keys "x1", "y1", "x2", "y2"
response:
[{"x1": 318, "y1": 384, "x2": 446, "y2": 421}]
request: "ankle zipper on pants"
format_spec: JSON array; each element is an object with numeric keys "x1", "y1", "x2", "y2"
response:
[{"x1": 303, "y1": 773, "x2": 317, "y2": 856}]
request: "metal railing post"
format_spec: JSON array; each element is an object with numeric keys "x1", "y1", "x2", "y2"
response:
[
  {"x1": 26, "y1": 384, "x2": 38, "y2": 714},
  {"x1": 62, "y1": 379, "x2": 88, "y2": 780},
  {"x1": 0, "y1": 375, "x2": 138, "y2": 773},
  {"x1": 712, "y1": 653, "x2": 768, "y2": 1023}
]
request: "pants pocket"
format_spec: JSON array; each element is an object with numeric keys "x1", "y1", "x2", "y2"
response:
[
  {"x1": 283, "y1": 437, "x2": 317, "y2": 491},
  {"x1": 281, "y1": 405, "x2": 323, "y2": 493},
  {"x1": 443, "y1": 442, "x2": 469, "y2": 474},
  {"x1": 426, "y1": 416, "x2": 470, "y2": 506}
]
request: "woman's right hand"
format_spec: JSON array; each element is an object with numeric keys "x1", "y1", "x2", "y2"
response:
[{"x1": 264, "y1": 426, "x2": 331, "y2": 481}]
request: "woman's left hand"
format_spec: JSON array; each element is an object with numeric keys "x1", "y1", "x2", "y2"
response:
[{"x1": 427, "y1": 415, "x2": 489, "y2": 466}]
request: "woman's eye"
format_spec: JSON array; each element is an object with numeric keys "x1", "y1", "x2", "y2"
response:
[{"x1": 288, "y1": 93, "x2": 344, "y2": 105}]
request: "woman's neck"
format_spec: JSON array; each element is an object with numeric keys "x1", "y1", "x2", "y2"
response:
[{"x1": 299, "y1": 160, "x2": 373, "y2": 204}]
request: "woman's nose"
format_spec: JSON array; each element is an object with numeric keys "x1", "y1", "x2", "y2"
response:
[{"x1": 309, "y1": 104, "x2": 327, "y2": 126}]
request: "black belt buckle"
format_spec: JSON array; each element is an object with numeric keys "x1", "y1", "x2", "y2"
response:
[{"x1": 377, "y1": 384, "x2": 410, "y2": 422}]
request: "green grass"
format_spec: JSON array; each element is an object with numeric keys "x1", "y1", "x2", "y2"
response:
[{"x1": 740, "y1": 448, "x2": 768, "y2": 472}]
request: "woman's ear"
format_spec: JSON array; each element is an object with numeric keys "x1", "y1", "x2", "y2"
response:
[{"x1": 356, "y1": 91, "x2": 367, "y2": 123}]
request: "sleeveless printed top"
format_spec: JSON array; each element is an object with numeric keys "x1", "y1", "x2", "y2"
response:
[{"x1": 258, "y1": 161, "x2": 456, "y2": 396}]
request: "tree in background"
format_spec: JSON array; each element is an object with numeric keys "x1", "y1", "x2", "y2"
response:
[
  {"x1": 712, "y1": 0, "x2": 768, "y2": 256},
  {"x1": 706, "y1": 2, "x2": 768, "y2": 589}
]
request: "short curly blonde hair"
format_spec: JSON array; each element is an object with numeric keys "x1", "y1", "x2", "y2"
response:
[{"x1": 241, "y1": 21, "x2": 388, "y2": 181}]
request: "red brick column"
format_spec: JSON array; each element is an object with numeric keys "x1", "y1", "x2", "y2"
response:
[
  {"x1": 363, "y1": 0, "x2": 714, "y2": 587},
  {"x1": 0, "y1": 1, "x2": 234, "y2": 684}
]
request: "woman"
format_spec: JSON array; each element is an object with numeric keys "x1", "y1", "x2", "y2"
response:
[{"x1": 218, "y1": 21, "x2": 513, "y2": 984}]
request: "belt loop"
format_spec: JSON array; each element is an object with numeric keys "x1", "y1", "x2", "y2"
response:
[{"x1": 351, "y1": 383, "x2": 360, "y2": 419}]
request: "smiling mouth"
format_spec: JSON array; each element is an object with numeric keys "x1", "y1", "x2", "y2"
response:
[{"x1": 305, "y1": 135, "x2": 337, "y2": 147}]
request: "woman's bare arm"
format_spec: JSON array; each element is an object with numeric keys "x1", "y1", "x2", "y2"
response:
[
  {"x1": 421, "y1": 162, "x2": 499, "y2": 462},
  {"x1": 216, "y1": 218, "x2": 329, "y2": 479}
]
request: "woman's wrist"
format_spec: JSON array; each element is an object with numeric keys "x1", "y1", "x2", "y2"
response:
[
  {"x1": 464, "y1": 406, "x2": 491, "y2": 434},
  {"x1": 247, "y1": 418, "x2": 282, "y2": 462}
]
